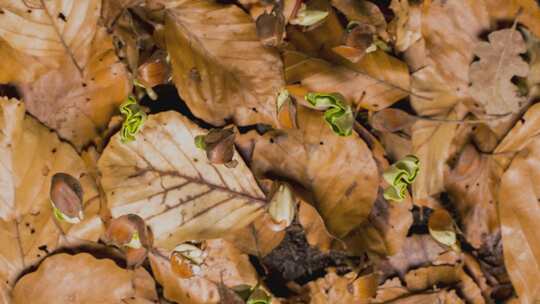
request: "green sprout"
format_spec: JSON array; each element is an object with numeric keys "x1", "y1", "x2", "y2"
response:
[
  {"x1": 194, "y1": 135, "x2": 206, "y2": 150},
  {"x1": 232, "y1": 284, "x2": 271, "y2": 304},
  {"x1": 305, "y1": 92, "x2": 354, "y2": 136},
  {"x1": 383, "y1": 155, "x2": 420, "y2": 202},
  {"x1": 119, "y1": 96, "x2": 146, "y2": 143}
]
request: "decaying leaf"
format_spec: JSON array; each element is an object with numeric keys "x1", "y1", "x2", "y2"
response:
[
  {"x1": 98, "y1": 111, "x2": 267, "y2": 249},
  {"x1": 0, "y1": 98, "x2": 103, "y2": 288},
  {"x1": 149, "y1": 239, "x2": 259, "y2": 304},
  {"x1": 469, "y1": 29, "x2": 529, "y2": 115},
  {"x1": 164, "y1": 0, "x2": 284, "y2": 126},
  {"x1": 237, "y1": 106, "x2": 378, "y2": 237},
  {"x1": 12, "y1": 253, "x2": 158, "y2": 303},
  {"x1": 225, "y1": 213, "x2": 286, "y2": 257},
  {"x1": 297, "y1": 201, "x2": 333, "y2": 252},
  {"x1": 498, "y1": 138, "x2": 540, "y2": 303},
  {"x1": 0, "y1": 2, "x2": 130, "y2": 148}
]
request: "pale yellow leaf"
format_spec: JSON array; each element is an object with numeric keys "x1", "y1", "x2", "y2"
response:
[
  {"x1": 164, "y1": 0, "x2": 284, "y2": 126},
  {"x1": 98, "y1": 111, "x2": 267, "y2": 249}
]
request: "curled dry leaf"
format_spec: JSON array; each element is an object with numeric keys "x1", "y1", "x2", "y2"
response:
[
  {"x1": 149, "y1": 240, "x2": 259, "y2": 304},
  {"x1": 469, "y1": 29, "x2": 529, "y2": 115},
  {"x1": 164, "y1": 0, "x2": 284, "y2": 126},
  {"x1": 0, "y1": 2, "x2": 130, "y2": 148},
  {"x1": 297, "y1": 201, "x2": 333, "y2": 253},
  {"x1": 0, "y1": 98, "x2": 103, "y2": 288},
  {"x1": 307, "y1": 270, "x2": 377, "y2": 304},
  {"x1": 12, "y1": 253, "x2": 158, "y2": 304},
  {"x1": 498, "y1": 138, "x2": 540, "y2": 303},
  {"x1": 236, "y1": 106, "x2": 378, "y2": 238},
  {"x1": 98, "y1": 111, "x2": 266, "y2": 250}
]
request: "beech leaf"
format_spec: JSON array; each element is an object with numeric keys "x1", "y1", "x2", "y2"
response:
[
  {"x1": 164, "y1": 0, "x2": 284, "y2": 126},
  {"x1": 0, "y1": 98, "x2": 103, "y2": 288},
  {"x1": 383, "y1": 155, "x2": 419, "y2": 202},
  {"x1": 469, "y1": 29, "x2": 529, "y2": 115},
  {"x1": 98, "y1": 111, "x2": 267, "y2": 249},
  {"x1": 305, "y1": 92, "x2": 354, "y2": 136}
]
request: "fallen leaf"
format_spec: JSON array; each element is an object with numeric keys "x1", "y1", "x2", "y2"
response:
[
  {"x1": 307, "y1": 270, "x2": 377, "y2": 304},
  {"x1": 149, "y1": 239, "x2": 259, "y2": 304},
  {"x1": 485, "y1": 0, "x2": 540, "y2": 38},
  {"x1": 98, "y1": 111, "x2": 267, "y2": 249},
  {"x1": 388, "y1": 0, "x2": 422, "y2": 52},
  {"x1": 385, "y1": 290, "x2": 465, "y2": 304},
  {"x1": 498, "y1": 137, "x2": 540, "y2": 303},
  {"x1": 164, "y1": 0, "x2": 284, "y2": 126},
  {"x1": 469, "y1": 29, "x2": 529, "y2": 115},
  {"x1": 330, "y1": 0, "x2": 387, "y2": 39},
  {"x1": 225, "y1": 213, "x2": 286, "y2": 257},
  {"x1": 376, "y1": 234, "x2": 460, "y2": 279},
  {"x1": 0, "y1": 98, "x2": 103, "y2": 287},
  {"x1": 12, "y1": 253, "x2": 157, "y2": 303},
  {"x1": 236, "y1": 106, "x2": 378, "y2": 237},
  {"x1": 284, "y1": 49, "x2": 410, "y2": 111},
  {"x1": 427, "y1": 209, "x2": 458, "y2": 249},
  {"x1": 0, "y1": 2, "x2": 130, "y2": 148},
  {"x1": 297, "y1": 201, "x2": 333, "y2": 252},
  {"x1": 445, "y1": 144, "x2": 500, "y2": 249}
]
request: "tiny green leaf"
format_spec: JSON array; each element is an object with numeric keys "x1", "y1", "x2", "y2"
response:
[
  {"x1": 290, "y1": 3, "x2": 329, "y2": 27},
  {"x1": 247, "y1": 288, "x2": 271, "y2": 304},
  {"x1": 120, "y1": 96, "x2": 146, "y2": 143},
  {"x1": 383, "y1": 155, "x2": 420, "y2": 202},
  {"x1": 194, "y1": 135, "x2": 206, "y2": 150},
  {"x1": 305, "y1": 92, "x2": 353, "y2": 136}
]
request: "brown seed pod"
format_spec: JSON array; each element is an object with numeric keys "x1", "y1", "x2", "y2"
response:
[
  {"x1": 170, "y1": 244, "x2": 205, "y2": 278},
  {"x1": 105, "y1": 214, "x2": 152, "y2": 249},
  {"x1": 204, "y1": 128, "x2": 236, "y2": 165},
  {"x1": 136, "y1": 55, "x2": 170, "y2": 88},
  {"x1": 49, "y1": 173, "x2": 84, "y2": 223}
]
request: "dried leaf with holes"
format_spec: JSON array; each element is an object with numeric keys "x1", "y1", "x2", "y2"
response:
[
  {"x1": 0, "y1": 1, "x2": 130, "y2": 148},
  {"x1": 11, "y1": 253, "x2": 157, "y2": 304},
  {"x1": 469, "y1": 29, "x2": 529, "y2": 115},
  {"x1": 98, "y1": 111, "x2": 267, "y2": 249},
  {"x1": 164, "y1": 0, "x2": 284, "y2": 126},
  {"x1": 0, "y1": 98, "x2": 103, "y2": 290}
]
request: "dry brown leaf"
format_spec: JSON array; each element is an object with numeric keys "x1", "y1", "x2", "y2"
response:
[
  {"x1": 404, "y1": 265, "x2": 459, "y2": 291},
  {"x1": 376, "y1": 234, "x2": 460, "y2": 279},
  {"x1": 386, "y1": 290, "x2": 465, "y2": 304},
  {"x1": 344, "y1": 190, "x2": 413, "y2": 256},
  {"x1": 225, "y1": 213, "x2": 286, "y2": 257},
  {"x1": 164, "y1": 0, "x2": 284, "y2": 126},
  {"x1": 485, "y1": 0, "x2": 540, "y2": 38},
  {"x1": 0, "y1": 98, "x2": 103, "y2": 288},
  {"x1": 98, "y1": 111, "x2": 266, "y2": 250},
  {"x1": 469, "y1": 29, "x2": 529, "y2": 115},
  {"x1": 388, "y1": 0, "x2": 422, "y2": 52},
  {"x1": 330, "y1": 0, "x2": 387, "y2": 39},
  {"x1": 297, "y1": 201, "x2": 333, "y2": 252},
  {"x1": 149, "y1": 240, "x2": 258, "y2": 304},
  {"x1": 284, "y1": 49, "x2": 410, "y2": 111},
  {"x1": 236, "y1": 106, "x2": 378, "y2": 238},
  {"x1": 307, "y1": 270, "x2": 377, "y2": 304},
  {"x1": 0, "y1": 1, "x2": 130, "y2": 149},
  {"x1": 12, "y1": 253, "x2": 157, "y2": 304},
  {"x1": 498, "y1": 138, "x2": 540, "y2": 303},
  {"x1": 446, "y1": 144, "x2": 500, "y2": 249}
]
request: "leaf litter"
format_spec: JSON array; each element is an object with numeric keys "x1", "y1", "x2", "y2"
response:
[{"x1": 0, "y1": 0, "x2": 539, "y2": 303}]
